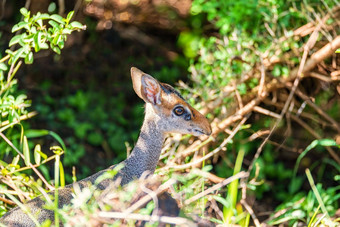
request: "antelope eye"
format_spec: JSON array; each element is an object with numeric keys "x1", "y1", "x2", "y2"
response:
[{"x1": 174, "y1": 106, "x2": 185, "y2": 116}]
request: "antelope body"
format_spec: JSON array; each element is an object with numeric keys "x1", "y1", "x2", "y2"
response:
[{"x1": 0, "y1": 67, "x2": 211, "y2": 226}]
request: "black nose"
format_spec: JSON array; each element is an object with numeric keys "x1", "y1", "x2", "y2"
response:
[{"x1": 184, "y1": 113, "x2": 191, "y2": 121}]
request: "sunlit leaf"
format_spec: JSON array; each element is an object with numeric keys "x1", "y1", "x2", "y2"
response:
[
  {"x1": 9, "y1": 34, "x2": 23, "y2": 47},
  {"x1": 12, "y1": 47, "x2": 25, "y2": 65},
  {"x1": 212, "y1": 195, "x2": 230, "y2": 208},
  {"x1": 51, "y1": 45, "x2": 61, "y2": 54},
  {"x1": 24, "y1": 51, "x2": 33, "y2": 64},
  {"x1": 69, "y1": 21, "x2": 85, "y2": 30},
  {"x1": 35, "y1": 13, "x2": 50, "y2": 21},
  {"x1": 12, "y1": 155, "x2": 20, "y2": 166},
  {"x1": 20, "y1": 8, "x2": 29, "y2": 17},
  {"x1": 58, "y1": 40, "x2": 64, "y2": 49},
  {"x1": 12, "y1": 21, "x2": 29, "y2": 32},
  {"x1": 59, "y1": 161, "x2": 65, "y2": 187},
  {"x1": 23, "y1": 136, "x2": 31, "y2": 166},
  {"x1": 25, "y1": 129, "x2": 49, "y2": 138},
  {"x1": 48, "y1": 20, "x2": 60, "y2": 29},
  {"x1": 50, "y1": 14, "x2": 65, "y2": 24},
  {"x1": 66, "y1": 11, "x2": 74, "y2": 23},
  {"x1": 0, "y1": 62, "x2": 8, "y2": 71},
  {"x1": 34, "y1": 144, "x2": 41, "y2": 165},
  {"x1": 62, "y1": 28, "x2": 72, "y2": 34},
  {"x1": 40, "y1": 42, "x2": 49, "y2": 49}
]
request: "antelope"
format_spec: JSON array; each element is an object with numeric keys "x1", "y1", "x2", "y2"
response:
[{"x1": 0, "y1": 67, "x2": 212, "y2": 226}]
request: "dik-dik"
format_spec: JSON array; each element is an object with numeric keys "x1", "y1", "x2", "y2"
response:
[{"x1": 0, "y1": 67, "x2": 212, "y2": 226}]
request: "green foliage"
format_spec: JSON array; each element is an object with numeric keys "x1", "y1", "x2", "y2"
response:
[
  {"x1": 33, "y1": 88, "x2": 142, "y2": 179},
  {"x1": 269, "y1": 183, "x2": 340, "y2": 226},
  {"x1": 178, "y1": 0, "x2": 340, "y2": 225},
  {"x1": 0, "y1": 7, "x2": 85, "y2": 215},
  {"x1": 181, "y1": 0, "x2": 337, "y2": 99},
  {"x1": 291, "y1": 139, "x2": 340, "y2": 194},
  {"x1": 8, "y1": 9, "x2": 85, "y2": 64}
]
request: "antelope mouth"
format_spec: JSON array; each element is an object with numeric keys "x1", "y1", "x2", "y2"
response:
[{"x1": 193, "y1": 129, "x2": 206, "y2": 135}]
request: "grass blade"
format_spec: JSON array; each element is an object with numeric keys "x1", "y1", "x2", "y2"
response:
[
  {"x1": 223, "y1": 146, "x2": 246, "y2": 224},
  {"x1": 305, "y1": 168, "x2": 329, "y2": 218},
  {"x1": 23, "y1": 135, "x2": 30, "y2": 166}
]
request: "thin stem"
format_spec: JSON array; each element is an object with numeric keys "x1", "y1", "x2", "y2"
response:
[
  {"x1": 0, "y1": 54, "x2": 10, "y2": 63},
  {"x1": 13, "y1": 151, "x2": 64, "y2": 173},
  {"x1": 0, "y1": 111, "x2": 38, "y2": 131},
  {"x1": 0, "y1": 132, "x2": 54, "y2": 190}
]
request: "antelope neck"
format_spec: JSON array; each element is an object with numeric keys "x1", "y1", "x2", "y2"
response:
[{"x1": 118, "y1": 104, "x2": 165, "y2": 185}]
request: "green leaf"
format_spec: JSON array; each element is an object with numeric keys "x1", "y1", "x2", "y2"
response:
[
  {"x1": 62, "y1": 28, "x2": 72, "y2": 34},
  {"x1": 336, "y1": 48, "x2": 340, "y2": 53},
  {"x1": 272, "y1": 65, "x2": 281, "y2": 77},
  {"x1": 58, "y1": 40, "x2": 64, "y2": 49},
  {"x1": 25, "y1": 51, "x2": 34, "y2": 64},
  {"x1": 212, "y1": 195, "x2": 230, "y2": 208},
  {"x1": 237, "y1": 83, "x2": 247, "y2": 95},
  {"x1": 23, "y1": 136, "x2": 31, "y2": 166},
  {"x1": 66, "y1": 11, "x2": 74, "y2": 23},
  {"x1": 35, "y1": 13, "x2": 50, "y2": 21},
  {"x1": 51, "y1": 45, "x2": 61, "y2": 54},
  {"x1": 269, "y1": 210, "x2": 305, "y2": 225},
  {"x1": 34, "y1": 144, "x2": 41, "y2": 165},
  {"x1": 50, "y1": 14, "x2": 65, "y2": 24},
  {"x1": 35, "y1": 147, "x2": 48, "y2": 160},
  {"x1": 25, "y1": 129, "x2": 49, "y2": 138},
  {"x1": 9, "y1": 34, "x2": 23, "y2": 47},
  {"x1": 22, "y1": 34, "x2": 34, "y2": 45},
  {"x1": 48, "y1": 20, "x2": 60, "y2": 29},
  {"x1": 36, "y1": 19, "x2": 43, "y2": 27},
  {"x1": 12, "y1": 155, "x2": 20, "y2": 166},
  {"x1": 59, "y1": 161, "x2": 65, "y2": 187},
  {"x1": 40, "y1": 42, "x2": 49, "y2": 49},
  {"x1": 69, "y1": 21, "x2": 85, "y2": 30},
  {"x1": 11, "y1": 47, "x2": 25, "y2": 65},
  {"x1": 291, "y1": 139, "x2": 339, "y2": 193},
  {"x1": 49, "y1": 131, "x2": 67, "y2": 152},
  {"x1": 20, "y1": 8, "x2": 29, "y2": 17},
  {"x1": 5, "y1": 49, "x2": 14, "y2": 56},
  {"x1": 318, "y1": 139, "x2": 338, "y2": 147},
  {"x1": 12, "y1": 21, "x2": 29, "y2": 32},
  {"x1": 33, "y1": 32, "x2": 41, "y2": 52},
  {"x1": 0, "y1": 62, "x2": 8, "y2": 71},
  {"x1": 30, "y1": 26, "x2": 37, "y2": 34},
  {"x1": 51, "y1": 146, "x2": 63, "y2": 155},
  {"x1": 52, "y1": 33, "x2": 61, "y2": 45}
]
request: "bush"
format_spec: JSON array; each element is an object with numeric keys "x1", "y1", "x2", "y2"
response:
[{"x1": 0, "y1": 8, "x2": 85, "y2": 215}]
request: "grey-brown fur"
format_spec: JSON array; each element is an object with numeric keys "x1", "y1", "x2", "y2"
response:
[{"x1": 0, "y1": 67, "x2": 211, "y2": 226}]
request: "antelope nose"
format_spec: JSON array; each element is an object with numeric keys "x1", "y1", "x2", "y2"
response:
[
  {"x1": 205, "y1": 125, "x2": 212, "y2": 136},
  {"x1": 200, "y1": 121, "x2": 212, "y2": 136}
]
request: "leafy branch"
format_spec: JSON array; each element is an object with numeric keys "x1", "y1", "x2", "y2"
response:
[{"x1": 0, "y1": 7, "x2": 85, "y2": 213}]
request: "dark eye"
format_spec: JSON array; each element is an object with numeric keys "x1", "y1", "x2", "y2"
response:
[{"x1": 174, "y1": 106, "x2": 185, "y2": 116}]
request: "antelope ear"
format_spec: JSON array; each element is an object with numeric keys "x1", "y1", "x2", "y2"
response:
[{"x1": 131, "y1": 67, "x2": 162, "y2": 105}]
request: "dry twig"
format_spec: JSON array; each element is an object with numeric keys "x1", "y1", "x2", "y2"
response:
[
  {"x1": 184, "y1": 171, "x2": 249, "y2": 205},
  {"x1": 160, "y1": 116, "x2": 249, "y2": 172}
]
